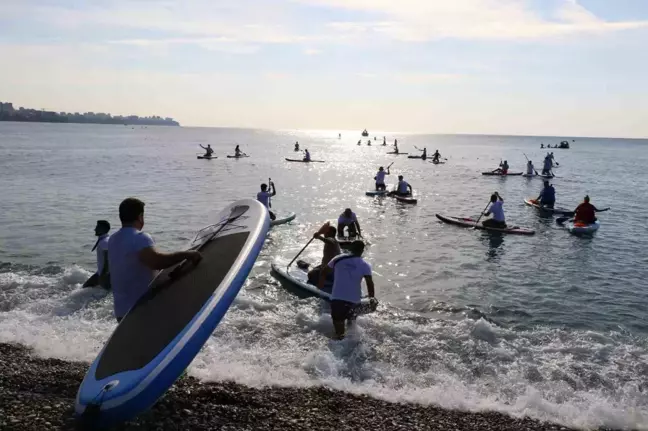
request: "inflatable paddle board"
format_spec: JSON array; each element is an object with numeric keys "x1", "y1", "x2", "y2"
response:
[
  {"x1": 76, "y1": 199, "x2": 270, "y2": 427},
  {"x1": 567, "y1": 220, "x2": 600, "y2": 234},
  {"x1": 365, "y1": 190, "x2": 388, "y2": 197},
  {"x1": 197, "y1": 156, "x2": 217, "y2": 160},
  {"x1": 226, "y1": 155, "x2": 249, "y2": 159},
  {"x1": 285, "y1": 158, "x2": 325, "y2": 163},
  {"x1": 481, "y1": 172, "x2": 523, "y2": 176},
  {"x1": 436, "y1": 214, "x2": 535, "y2": 235},
  {"x1": 524, "y1": 198, "x2": 573, "y2": 216},
  {"x1": 270, "y1": 212, "x2": 296, "y2": 227}
]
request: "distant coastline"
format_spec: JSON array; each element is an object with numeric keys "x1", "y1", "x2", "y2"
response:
[{"x1": 0, "y1": 101, "x2": 179, "y2": 126}]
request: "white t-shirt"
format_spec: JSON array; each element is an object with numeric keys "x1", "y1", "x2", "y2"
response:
[
  {"x1": 328, "y1": 254, "x2": 372, "y2": 304},
  {"x1": 338, "y1": 212, "x2": 357, "y2": 226},
  {"x1": 108, "y1": 227, "x2": 157, "y2": 319},
  {"x1": 526, "y1": 163, "x2": 534, "y2": 175},
  {"x1": 375, "y1": 170, "x2": 387, "y2": 184},
  {"x1": 488, "y1": 200, "x2": 505, "y2": 222},
  {"x1": 257, "y1": 191, "x2": 271, "y2": 208},
  {"x1": 397, "y1": 180, "x2": 409, "y2": 194},
  {"x1": 95, "y1": 234, "x2": 110, "y2": 275}
]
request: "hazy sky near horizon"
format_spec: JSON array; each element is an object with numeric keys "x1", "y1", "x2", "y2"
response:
[{"x1": 1, "y1": 0, "x2": 647, "y2": 137}]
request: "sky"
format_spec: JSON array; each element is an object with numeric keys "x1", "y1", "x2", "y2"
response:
[{"x1": 1, "y1": 0, "x2": 647, "y2": 137}]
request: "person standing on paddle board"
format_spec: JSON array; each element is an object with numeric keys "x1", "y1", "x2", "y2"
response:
[
  {"x1": 82, "y1": 220, "x2": 111, "y2": 289},
  {"x1": 542, "y1": 154, "x2": 553, "y2": 176},
  {"x1": 294, "y1": 142, "x2": 299, "y2": 151},
  {"x1": 420, "y1": 148, "x2": 427, "y2": 160},
  {"x1": 257, "y1": 181, "x2": 277, "y2": 221},
  {"x1": 303, "y1": 149, "x2": 311, "y2": 162},
  {"x1": 432, "y1": 150, "x2": 441, "y2": 163},
  {"x1": 309, "y1": 222, "x2": 342, "y2": 290},
  {"x1": 328, "y1": 241, "x2": 376, "y2": 340},
  {"x1": 108, "y1": 198, "x2": 202, "y2": 322},
  {"x1": 482, "y1": 192, "x2": 506, "y2": 228},
  {"x1": 573, "y1": 196, "x2": 609, "y2": 224},
  {"x1": 337, "y1": 208, "x2": 362, "y2": 238},
  {"x1": 536, "y1": 180, "x2": 556, "y2": 208},
  {"x1": 199, "y1": 144, "x2": 214, "y2": 158},
  {"x1": 389, "y1": 175, "x2": 412, "y2": 197},
  {"x1": 374, "y1": 166, "x2": 390, "y2": 191}
]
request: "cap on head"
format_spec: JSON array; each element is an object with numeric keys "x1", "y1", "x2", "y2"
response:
[
  {"x1": 379, "y1": 166, "x2": 384, "y2": 171},
  {"x1": 491, "y1": 193, "x2": 498, "y2": 202},
  {"x1": 96, "y1": 220, "x2": 111, "y2": 232}
]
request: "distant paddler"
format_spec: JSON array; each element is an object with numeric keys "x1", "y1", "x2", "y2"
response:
[
  {"x1": 383, "y1": 136, "x2": 386, "y2": 146},
  {"x1": 294, "y1": 141, "x2": 300, "y2": 151},
  {"x1": 482, "y1": 192, "x2": 506, "y2": 228},
  {"x1": 492, "y1": 160, "x2": 509, "y2": 175},
  {"x1": 303, "y1": 149, "x2": 311, "y2": 162},
  {"x1": 541, "y1": 154, "x2": 553, "y2": 176},
  {"x1": 536, "y1": 180, "x2": 556, "y2": 208},
  {"x1": 82, "y1": 220, "x2": 111, "y2": 289},
  {"x1": 199, "y1": 144, "x2": 214, "y2": 158},
  {"x1": 328, "y1": 241, "x2": 377, "y2": 340},
  {"x1": 374, "y1": 164, "x2": 391, "y2": 191},
  {"x1": 257, "y1": 180, "x2": 277, "y2": 221},
  {"x1": 432, "y1": 150, "x2": 442, "y2": 163},
  {"x1": 338, "y1": 208, "x2": 362, "y2": 238},
  {"x1": 234, "y1": 145, "x2": 242, "y2": 157}
]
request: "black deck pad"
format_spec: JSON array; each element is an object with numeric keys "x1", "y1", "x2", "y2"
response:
[{"x1": 96, "y1": 232, "x2": 249, "y2": 380}]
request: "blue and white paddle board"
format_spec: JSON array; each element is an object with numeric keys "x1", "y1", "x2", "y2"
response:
[{"x1": 75, "y1": 199, "x2": 269, "y2": 426}]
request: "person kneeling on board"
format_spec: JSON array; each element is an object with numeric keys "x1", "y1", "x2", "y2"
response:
[
  {"x1": 308, "y1": 222, "x2": 341, "y2": 290},
  {"x1": 83, "y1": 220, "x2": 111, "y2": 289},
  {"x1": 374, "y1": 165, "x2": 390, "y2": 191},
  {"x1": 199, "y1": 144, "x2": 214, "y2": 158},
  {"x1": 573, "y1": 195, "x2": 609, "y2": 224},
  {"x1": 337, "y1": 208, "x2": 362, "y2": 238},
  {"x1": 482, "y1": 192, "x2": 506, "y2": 228},
  {"x1": 108, "y1": 198, "x2": 202, "y2": 322},
  {"x1": 421, "y1": 148, "x2": 427, "y2": 160},
  {"x1": 303, "y1": 149, "x2": 311, "y2": 162},
  {"x1": 257, "y1": 181, "x2": 277, "y2": 221},
  {"x1": 388, "y1": 175, "x2": 413, "y2": 197},
  {"x1": 329, "y1": 241, "x2": 377, "y2": 340},
  {"x1": 536, "y1": 180, "x2": 556, "y2": 208}
]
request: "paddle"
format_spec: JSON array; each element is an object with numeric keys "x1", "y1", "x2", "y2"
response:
[
  {"x1": 268, "y1": 177, "x2": 272, "y2": 209},
  {"x1": 523, "y1": 153, "x2": 539, "y2": 176},
  {"x1": 287, "y1": 237, "x2": 315, "y2": 271},
  {"x1": 556, "y1": 216, "x2": 572, "y2": 225},
  {"x1": 473, "y1": 199, "x2": 493, "y2": 228}
]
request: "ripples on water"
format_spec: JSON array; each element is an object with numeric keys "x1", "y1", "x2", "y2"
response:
[{"x1": 0, "y1": 123, "x2": 647, "y2": 429}]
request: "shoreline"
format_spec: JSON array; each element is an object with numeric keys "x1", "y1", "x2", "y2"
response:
[{"x1": 0, "y1": 342, "x2": 609, "y2": 431}]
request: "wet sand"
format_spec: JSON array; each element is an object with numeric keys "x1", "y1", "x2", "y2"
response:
[{"x1": 0, "y1": 342, "x2": 612, "y2": 430}]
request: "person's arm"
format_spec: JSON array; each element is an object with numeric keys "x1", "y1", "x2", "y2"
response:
[
  {"x1": 139, "y1": 247, "x2": 201, "y2": 271},
  {"x1": 355, "y1": 220, "x2": 362, "y2": 237},
  {"x1": 496, "y1": 192, "x2": 504, "y2": 202},
  {"x1": 364, "y1": 275, "x2": 375, "y2": 298},
  {"x1": 408, "y1": 184, "x2": 413, "y2": 194},
  {"x1": 99, "y1": 250, "x2": 109, "y2": 278},
  {"x1": 200, "y1": 145, "x2": 206, "y2": 150},
  {"x1": 593, "y1": 206, "x2": 610, "y2": 212},
  {"x1": 270, "y1": 182, "x2": 277, "y2": 197}
]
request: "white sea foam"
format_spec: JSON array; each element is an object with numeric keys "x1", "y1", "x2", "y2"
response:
[{"x1": 0, "y1": 266, "x2": 646, "y2": 430}]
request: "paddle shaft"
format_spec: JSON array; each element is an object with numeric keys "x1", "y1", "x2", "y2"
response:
[
  {"x1": 287, "y1": 237, "x2": 315, "y2": 271},
  {"x1": 473, "y1": 200, "x2": 492, "y2": 228},
  {"x1": 523, "y1": 153, "x2": 539, "y2": 175}
]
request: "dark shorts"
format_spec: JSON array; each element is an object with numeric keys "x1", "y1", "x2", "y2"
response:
[
  {"x1": 376, "y1": 183, "x2": 386, "y2": 191},
  {"x1": 269, "y1": 211, "x2": 276, "y2": 220},
  {"x1": 331, "y1": 300, "x2": 358, "y2": 321},
  {"x1": 482, "y1": 219, "x2": 507, "y2": 228}
]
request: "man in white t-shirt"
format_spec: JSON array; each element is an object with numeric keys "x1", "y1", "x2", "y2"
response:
[
  {"x1": 328, "y1": 241, "x2": 377, "y2": 340},
  {"x1": 108, "y1": 198, "x2": 202, "y2": 322},
  {"x1": 256, "y1": 181, "x2": 277, "y2": 221},
  {"x1": 83, "y1": 220, "x2": 111, "y2": 289},
  {"x1": 337, "y1": 208, "x2": 362, "y2": 238},
  {"x1": 482, "y1": 192, "x2": 506, "y2": 228},
  {"x1": 374, "y1": 166, "x2": 390, "y2": 191}
]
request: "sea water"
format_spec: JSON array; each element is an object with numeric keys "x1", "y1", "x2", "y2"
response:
[{"x1": 0, "y1": 122, "x2": 646, "y2": 429}]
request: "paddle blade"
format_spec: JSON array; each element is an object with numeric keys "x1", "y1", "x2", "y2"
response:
[{"x1": 556, "y1": 216, "x2": 570, "y2": 225}]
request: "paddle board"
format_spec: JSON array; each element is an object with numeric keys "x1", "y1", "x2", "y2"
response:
[
  {"x1": 365, "y1": 190, "x2": 388, "y2": 197},
  {"x1": 407, "y1": 155, "x2": 426, "y2": 159},
  {"x1": 76, "y1": 199, "x2": 270, "y2": 427},
  {"x1": 197, "y1": 156, "x2": 217, "y2": 160},
  {"x1": 285, "y1": 158, "x2": 325, "y2": 163},
  {"x1": 435, "y1": 214, "x2": 535, "y2": 235},
  {"x1": 270, "y1": 262, "x2": 375, "y2": 315},
  {"x1": 395, "y1": 196, "x2": 417, "y2": 204},
  {"x1": 481, "y1": 172, "x2": 523, "y2": 176},
  {"x1": 386, "y1": 152, "x2": 408, "y2": 155},
  {"x1": 567, "y1": 220, "x2": 600, "y2": 234},
  {"x1": 226, "y1": 155, "x2": 249, "y2": 159},
  {"x1": 524, "y1": 198, "x2": 573, "y2": 216},
  {"x1": 270, "y1": 212, "x2": 296, "y2": 227}
]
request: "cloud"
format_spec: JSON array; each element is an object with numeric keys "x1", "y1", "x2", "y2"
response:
[{"x1": 303, "y1": 48, "x2": 322, "y2": 55}]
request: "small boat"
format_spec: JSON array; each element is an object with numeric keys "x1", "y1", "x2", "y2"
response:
[
  {"x1": 270, "y1": 212, "x2": 296, "y2": 227},
  {"x1": 436, "y1": 214, "x2": 535, "y2": 235},
  {"x1": 481, "y1": 172, "x2": 523, "y2": 176},
  {"x1": 524, "y1": 199, "x2": 573, "y2": 216},
  {"x1": 285, "y1": 158, "x2": 326, "y2": 163},
  {"x1": 361, "y1": 129, "x2": 369, "y2": 137}
]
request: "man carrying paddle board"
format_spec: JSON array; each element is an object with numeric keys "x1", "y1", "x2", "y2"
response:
[
  {"x1": 337, "y1": 208, "x2": 362, "y2": 238},
  {"x1": 257, "y1": 181, "x2": 277, "y2": 220},
  {"x1": 374, "y1": 165, "x2": 391, "y2": 191},
  {"x1": 328, "y1": 241, "x2": 377, "y2": 340},
  {"x1": 482, "y1": 192, "x2": 506, "y2": 228},
  {"x1": 108, "y1": 198, "x2": 202, "y2": 322}
]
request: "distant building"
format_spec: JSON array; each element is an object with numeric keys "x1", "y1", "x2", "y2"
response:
[{"x1": 0, "y1": 102, "x2": 15, "y2": 114}]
